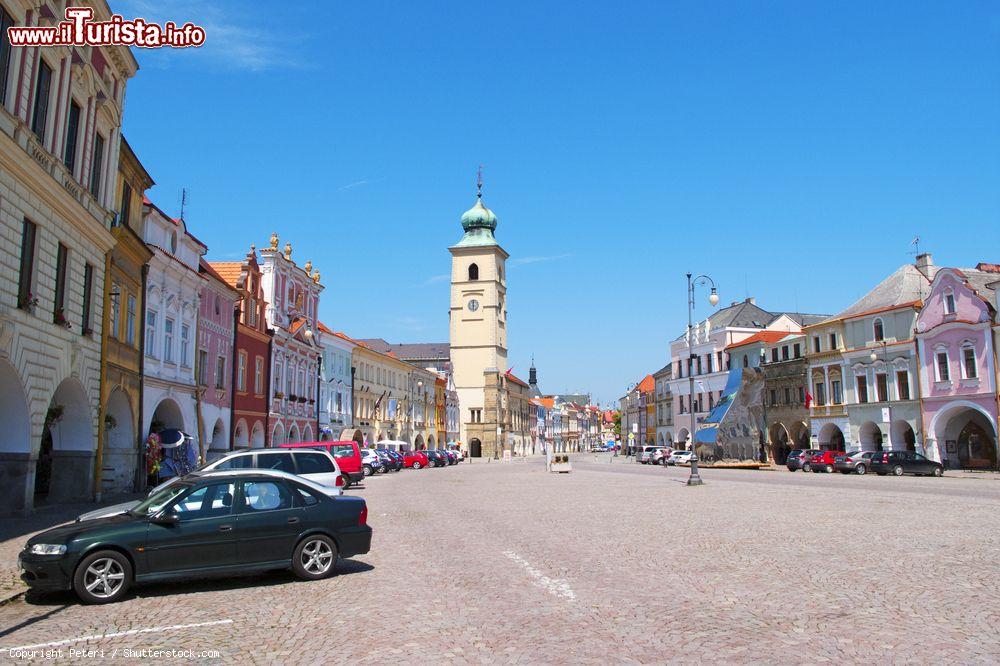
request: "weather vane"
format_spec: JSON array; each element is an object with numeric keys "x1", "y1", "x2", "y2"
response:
[{"x1": 476, "y1": 164, "x2": 484, "y2": 199}]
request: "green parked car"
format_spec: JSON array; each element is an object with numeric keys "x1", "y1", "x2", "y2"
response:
[{"x1": 18, "y1": 469, "x2": 372, "y2": 604}]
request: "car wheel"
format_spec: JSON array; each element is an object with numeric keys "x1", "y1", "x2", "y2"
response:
[
  {"x1": 892, "y1": 465, "x2": 904, "y2": 476},
  {"x1": 802, "y1": 464, "x2": 811, "y2": 472},
  {"x1": 413, "y1": 462, "x2": 422, "y2": 469},
  {"x1": 292, "y1": 535, "x2": 338, "y2": 580},
  {"x1": 855, "y1": 464, "x2": 867, "y2": 475},
  {"x1": 73, "y1": 550, "x2": 132, "y2": 604},
  {"x1": 340, "y1": 474, "x2": 351, "y2": 489},
  {"x1": 825, "y1": 464, "x2": 834, "y2": 473},
  {"x1": 362, "y1": 464, "x2": 373, "y2": 477},
  {"x1": 932, "y1": 466, "x2": 943, "y2": 477}
]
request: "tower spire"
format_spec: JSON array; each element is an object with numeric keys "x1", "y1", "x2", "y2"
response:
[{"x1": 476, "y1": 164, "x2": 483, "y2": 199}]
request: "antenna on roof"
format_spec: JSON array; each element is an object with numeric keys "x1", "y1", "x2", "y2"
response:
[
  {"x1": 179, "y1": 188, "x2": 188, "y2": 221},
  {"x1": 909, "y1": 236, "x2": 921, "y2": 256}
]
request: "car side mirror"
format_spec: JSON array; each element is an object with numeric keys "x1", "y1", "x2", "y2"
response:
[{"x1": 151, "y1": 512, "x2": 179, "y2": 526}]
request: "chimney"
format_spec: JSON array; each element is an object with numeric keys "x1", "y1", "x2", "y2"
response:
[
  {"x1": 915, "y1": 253, "x2": 934, "y2": 279},
  {"x1": 745, "y1": 297, "x2": 756, "y2": 305}
]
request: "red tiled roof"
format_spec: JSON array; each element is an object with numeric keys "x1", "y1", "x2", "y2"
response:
[
  {"x1": 316, "y1": 321, "x2": 336, "y2": 335},
  {"x1": 207, "y1": 261, "x2": 243, "y2": 289},
  {"x1": 637, "y1": 374, "x2": 655, "y2": 393},
  {"x1": 537, "y1": 397, "x2": 555, "y2": 409},
  {"x1": 507, "y1": 372, "x2": 529, "y2": 388},
  {"x1": 725, "y1": 330, "x2": 795, "y2": 351}
]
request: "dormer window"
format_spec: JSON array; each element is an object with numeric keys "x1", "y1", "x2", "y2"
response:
[
  {"x1": 944, "y1": 291, "x2": 956, "y2": 315},
  {"x1": 873, "y1": 318, "x2": 884, "y2": 342}
]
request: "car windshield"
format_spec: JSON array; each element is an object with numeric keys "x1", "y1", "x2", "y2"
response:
[{"x1": 131, "y1": 482, "x2": 193, "y2": 516}]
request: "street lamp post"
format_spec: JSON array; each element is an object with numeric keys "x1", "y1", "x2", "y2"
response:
[
  {"x1": 686, "y1": 272, "x2": 719, "y2": 487},
  {"x1": 870, "y1": 341, "x2": 892, "y2": 450}
]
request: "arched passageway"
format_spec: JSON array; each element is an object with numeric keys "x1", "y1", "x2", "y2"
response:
[
  {"x1": 103, "y1": 389, "x2": 137, "y2": 495},
  {"x1": 251, "y1": 421, "x2": 265, "y2": 448},
  {"x1": 818, "y1": 423, "x2": 845, "y2": 451},
  {"x1": 470, "y1": 438, "x2": 482, "y2": 457},
  {"x1": 932, "y1": 405, "x2": 997, "y2": 470},
  {"x1": 859, "y1": 421, "x2": 884, "y2": 451},
  {"x1": 0, "y1": 360, "x2": 32, "y2": 512},
  {"x1": 38, "y1": 377, "x2": 94, "y2": 503},
  {"x1": 769, "y1": 423, "x2": 791, "y2": 464}
]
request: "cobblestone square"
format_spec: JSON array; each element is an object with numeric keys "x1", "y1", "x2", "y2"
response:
[{"x1": 2, "y1": 457, "x2": 999, "y2": 664}]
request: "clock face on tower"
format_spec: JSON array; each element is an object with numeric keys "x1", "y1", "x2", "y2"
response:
[{"x1": 467, "y1": 299, "x2": 480, "y2": 312}]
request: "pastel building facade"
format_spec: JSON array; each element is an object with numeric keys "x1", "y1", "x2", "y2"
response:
[
  {"x1": 140, "y1": 201, "x2": 205, "y2": 454},
  {"x1": 259, "y1": 236, "x2": 323, "y2": 445},
  {"x1": 209, "y1": 249, "x2": 271, "y2": 450},
  {"x1": 916, "y1": 266, "x2": 998, "y2": 469},
  {"x1": 317, "y1": 323, "x2": 356, "y2": 441},
  {"x1": 197, "y1": 260, "x2": 239, "y2": 458}
]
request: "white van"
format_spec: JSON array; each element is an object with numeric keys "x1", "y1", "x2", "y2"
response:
[{"x1": 375, "y1": 440, "x2": 411, "y2": 453}]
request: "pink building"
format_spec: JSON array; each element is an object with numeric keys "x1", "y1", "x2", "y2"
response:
[
  {"x1": 198, "y1": 260, "x2": 240, "y2": 458},
  {"x1": 916, "y1": 265, "x2": 999, "y2": 469}
]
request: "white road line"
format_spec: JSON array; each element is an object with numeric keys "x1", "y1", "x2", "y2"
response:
[
  {"x1": 503, "y1": 550, "x2": 576, "y2": 601},
  {"x1": 4, "y1": 618, "x2": 234, "y2": 651}
]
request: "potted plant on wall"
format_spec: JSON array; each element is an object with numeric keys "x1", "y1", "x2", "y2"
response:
[
  {"x1": 104, "y1": 414, "x2": 118, "y2": 431},
  {"x1": 53, "y1": 307, "x2": 72, "y2": 329},
  {"x1": 18, "y1": 292, "x2": 39, "y2": 312}
]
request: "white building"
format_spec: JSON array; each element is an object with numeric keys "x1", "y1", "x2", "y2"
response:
[
  {"x1": 140, "y1": 200, "x2": 206, "y2": 456},
  {"x1": 317, "y1": 322, "x2": 356, "y2": 440},
  {"x1": 0, "y1": 2, "x2": 137, "y2": 513}
]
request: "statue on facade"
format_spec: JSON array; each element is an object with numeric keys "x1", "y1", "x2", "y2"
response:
[
  {"x1": 268, "y1": 232, "x2": 279, "y2": 251},
  {"x1": 283, "y1": 242, "x2": 293, "y2": 260}
]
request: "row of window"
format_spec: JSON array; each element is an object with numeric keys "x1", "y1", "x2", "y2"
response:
[
  {"x1": 935, "y1": 347, "x2": 978, "y2": 382},
  {"x1": 144, "y1": 310, "x2": 191, "y2": 366},
  {"x1": 769, "y1": 386, "x2": 809, "y2": 407},
  {"x1": 272, "y1": 358, "x2": 315, "y2": 400},
  {"x1": 17, "y1": 219, "x2": 94, "y2": 334},
  {"x1": 675, "y1": 351, "x2": 727, "y2": 379},
  {"x1": 1, "y1": 18, "x2": 110, "y2": 202},
  {"x1": 677, "y1": 391, "x2": 723, "y2": 415},
  {"x1": 234, "y1": 351, "x2": 266, "y2": 395}
]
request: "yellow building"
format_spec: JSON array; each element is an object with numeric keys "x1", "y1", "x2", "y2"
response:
[
  {"x1": 95, "y1": 138, "x2": 153, "y2": 498},
  {"x1": 350, "y1": 343, "x2": 414, "y2": 446}
]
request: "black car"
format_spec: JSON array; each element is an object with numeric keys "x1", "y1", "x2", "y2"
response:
[
  {"x1": 19, "y1": 470, "x2": 372, "y2": 604},
  {"x1": 786, "y1": 449, "x2": 822, "y2": 472},
  {"x1": 383, "y1": 450, "x2": 404, "y2": 472},
  {"x1": 869, "y1": 451, "x2": 943, "y2": 477},
  {"x1": 424, "y1": 450, "x2": 447, "y2": 467},
  {"x1": 374, "y1": 450, "x2": 393, "y2": 474}
]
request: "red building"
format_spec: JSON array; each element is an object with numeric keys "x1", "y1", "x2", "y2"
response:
[{"x1": 209, "y1": 246, "x2": 272, "y2": 449}]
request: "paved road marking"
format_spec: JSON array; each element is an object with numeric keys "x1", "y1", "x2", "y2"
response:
[
  {"x1": 503, "y1": 551, "x2": 576, "y2": 601},
  {"x1": 4, "y1": 619, "x2": 234, "y2": 651}
]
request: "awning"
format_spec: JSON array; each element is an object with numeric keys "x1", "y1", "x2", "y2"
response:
[{"x1": 694, "y1": 427, "x2": 718, "y2": 444}]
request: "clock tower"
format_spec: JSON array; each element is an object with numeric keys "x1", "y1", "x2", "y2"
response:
[{"x1": 449, "y1": 180, "x2": 509, "y2": 455}]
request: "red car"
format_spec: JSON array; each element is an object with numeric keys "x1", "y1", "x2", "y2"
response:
[
  {"x1": 403, "y1": 450, "x2": 429, "y2": 469},
  {"x1": 807, "y1": 449, "x2": 846, "y2": 473},
  {"x1": 280, "y1": 440, "x2": 363, "y2": 487}
]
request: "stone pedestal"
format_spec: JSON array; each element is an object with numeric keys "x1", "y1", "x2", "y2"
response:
[
  {"x1": 48, "y1": 450, "x2": 95, "y2": 503},
  {"x1": 0, "y1": 453, "x2": 35, "y2": 516}
]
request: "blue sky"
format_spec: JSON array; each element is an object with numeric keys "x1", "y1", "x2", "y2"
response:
[{"x1": 115, "y1": 1, "x2": 1000, "y2": 405}]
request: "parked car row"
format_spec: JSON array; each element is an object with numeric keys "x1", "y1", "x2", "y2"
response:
[
  {"x1": 786, "y1": 449, "x2": 944, "y2": 477},
  {"x1": 638, "y1": 445, "x2": 695, "y2": 467}
]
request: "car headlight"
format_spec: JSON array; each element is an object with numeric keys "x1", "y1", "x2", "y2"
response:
[{"x1": 30, "y1": 544, "x2": 67, "y2": 556}]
